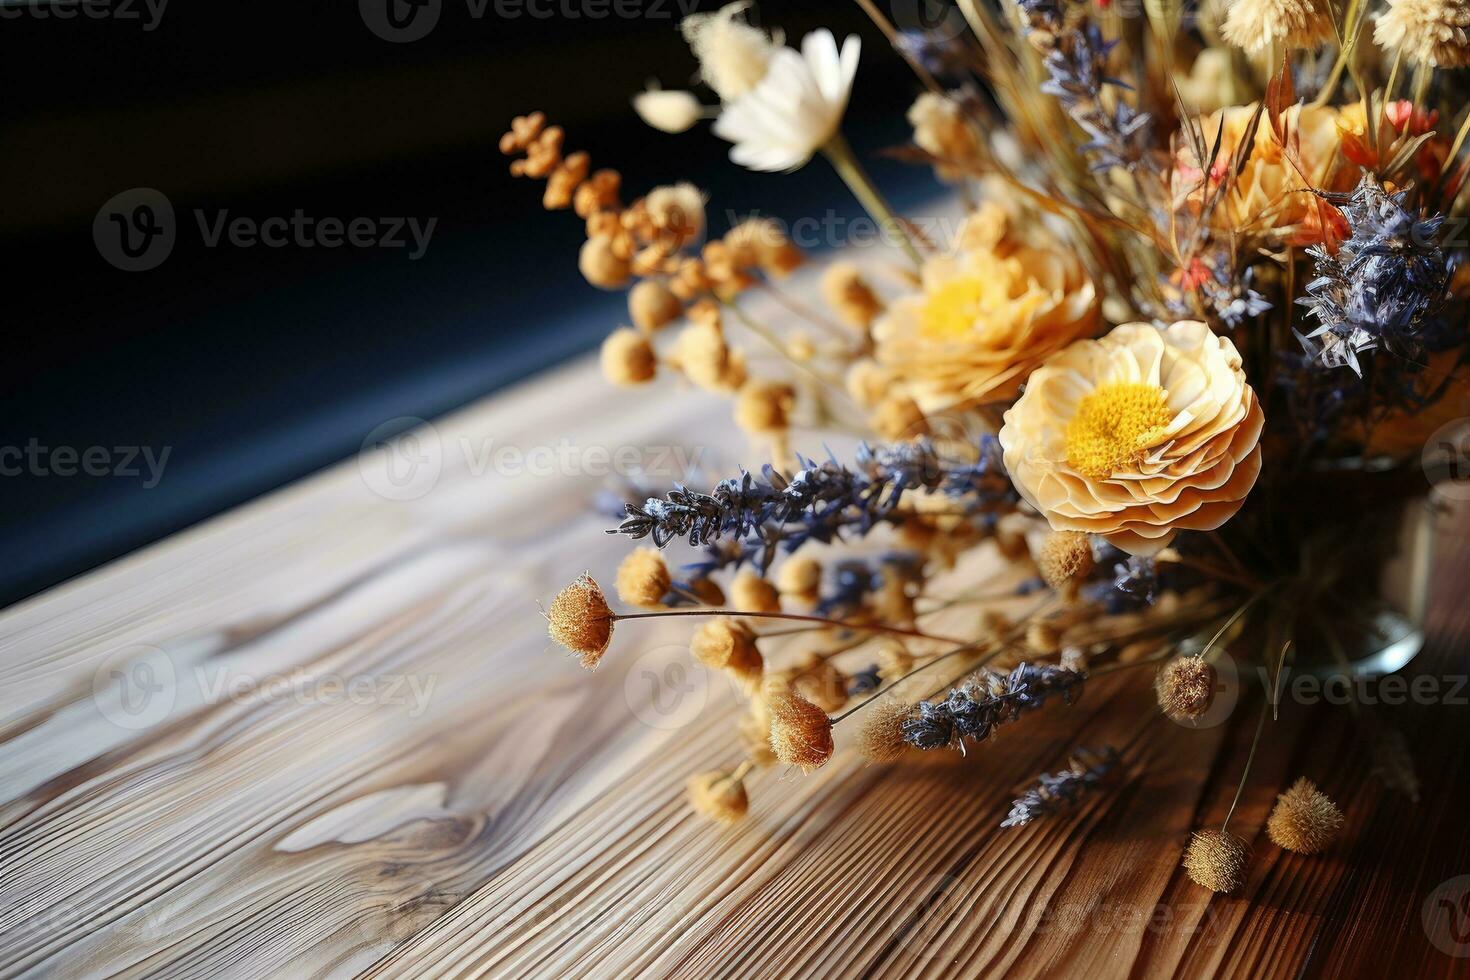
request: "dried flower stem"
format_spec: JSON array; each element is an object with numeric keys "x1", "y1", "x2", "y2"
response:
[
  {"x1": 1223, "y1": 700, "x2": 1270, "y2": 830},
  {"x1": 821, "y1": 133, "x2": 924, "y2": 268},
  {"x1": 610, "y1": 608, "x2": 967, "y2": 645}
]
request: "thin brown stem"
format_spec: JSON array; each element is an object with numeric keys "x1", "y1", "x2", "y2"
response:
[
  {"x1": 611, "y1": 608, "x2": 967, "y2": 645},
  {"x1": 1222, "y1": 700, "x2": 1269, "y2": 831}
]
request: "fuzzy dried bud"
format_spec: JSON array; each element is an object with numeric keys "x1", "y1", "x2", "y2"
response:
[
  {"x1": 1037, "y1": 531, "x2": 1095, "y2": 591},
  {"x1": 1183, "y1": 829, "x2": 1249, "y2": 893},
  {"x1": 1375, "y1": 0, "x2": 1470, "y2": 67},
  {"x1": 767, "y1": 691, "x2": 835, "y2": 771},
  {"x1": 690, "y1": 618, "x2": 759, "y2": 670},
  {"x1": 615, "y1": 547, "x2": 670, "y2": 608},
  {"x1": 734, "y1": 381, "x2": 795, "y2": 436},
  {"x1": 580, "y1": 235, "x2": 632, "y2": 289},
  {"x1": 730, "y1": 569, "x2": 781, "y2": 613},
  {"x1": 821, "y1": 261, "x2": 884, "y2": 329},
  {"x1": 1025, "y1": 620, "x2": 1062, "y2": 655},
  {"x1": 857, "y1": 698, "x2": 913, "y2": 763},
  {"x1": 872, "y1": 395, "x2": 928, "y2": 442},
  {"x1": 629, "y1": 279, "x2": 683, "y2": 333},
  {"x1": 600, "y1": 327, "x2": 657, "y2": 385},
  {"x1": 687, "y1": 770, "x2": 749, "y2": 823},
  {"x1": 1155, "y1": 657, "x2": 1217, "y2": 721},
  {"x1": 547, "y1": 573, "x2": 615, "y2": 668},
  {"x1": 775, "y1": 556, "x2": 822, "y2": 598},
  {"x1": 1267, "y1": 777, "x2": 1344, "y2": 854}
]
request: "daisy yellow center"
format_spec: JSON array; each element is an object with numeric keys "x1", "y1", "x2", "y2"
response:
[
  {"x1": 1064, "y1": 382, "x2": 1172, "y2": 480},
  {"x1": 920, "y1": 276, "x2": 996, "y2": 340}
]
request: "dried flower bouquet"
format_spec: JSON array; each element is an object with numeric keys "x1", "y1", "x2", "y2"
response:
[{"x1": 515, "y1": 0, "x2": 1470, "y2": 892}]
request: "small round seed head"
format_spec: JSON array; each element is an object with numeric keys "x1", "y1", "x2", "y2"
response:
[
  {"x1": 1184, "y1": 829, "x2": 1250, "y2": 893},
  {"x1": 579, "y1": 235, "x2": 631, "y2": 288},
  {"x1": 845, "y1": 359, "x2": 892, "y2": 408},
  {"x1": 547, "y1": 573, "x2": 615, "y2": 668},
  {"x1": 1156, "y1": 657, "x2": 1217, "y2": 721},
  {"x1": 687, "y1": 770, "x2": 749, "y2": 823},
  {"x1": 820, "y1": 260, "x2": 884, "y2": 329},
  {"x1": 767, "y1": 691, "x2": 834, "y2": 771},
  {"x1": 1037, "y1": 531, "x2": 1095, "y2": 590},
  {"x1": 857, "y1": 698, "x2": 913, "y2": 763},
  {"x1": 733, "y1": 381, "x2": 794, "y2": 436},
  {"x1": 1221, "y1": 0, "x2": 1334, "y2": 56},
  {"x1": 690, "y1": 618, "x2": 758, "y2": 670},
  {"x1": 730, "y1": 570, "x2": 781, "y2": 613},
  {"x1": 629, "y1": 279, "x2": 683, "y2": 333},
  {"x1": 600, "y1": 327, "x2": 656, "y2": 385},
  {"x1": 615, "y1": 547, "x2": 670, "y2": 609},
  {"x1": 1267, "y1": 777, "x2": 1344, "y2": 854},
  {"x1": 775, "y1": 556, "x2": 821, "y2": 598}
]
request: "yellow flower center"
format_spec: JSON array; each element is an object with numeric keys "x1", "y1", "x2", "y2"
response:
[
  {"x1": 920, "y1": 275, "x2": 992, "y2": 340},
  {"x1": 1064, "y1": 381, "x2": 1172, "y2": 480}
]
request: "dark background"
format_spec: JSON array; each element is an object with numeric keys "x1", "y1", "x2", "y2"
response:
[{"x1": 0, "y1": 0, "x2": 936, "y2": 607}]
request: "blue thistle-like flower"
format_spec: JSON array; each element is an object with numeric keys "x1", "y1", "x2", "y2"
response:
[{"x1": 1298, "y1": 173, "x2": 1451, "y2": 376}]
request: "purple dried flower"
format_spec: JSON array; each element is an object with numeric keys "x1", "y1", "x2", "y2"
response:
[{"x1": 1001, "y1": 747, "x2": 1119, "y2": 827}]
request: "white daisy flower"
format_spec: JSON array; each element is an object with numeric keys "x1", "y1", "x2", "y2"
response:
[
  {"x1": 632, "y1": 84, "x2": 704, "y2": 134},
  {"x1": 712, "y1": 29, "x2": 861, "y2": 172}
]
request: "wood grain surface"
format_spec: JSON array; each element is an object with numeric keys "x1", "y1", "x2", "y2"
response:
[{"x1": 3, "y1": 353, "x2": 1469, "y2": 979}]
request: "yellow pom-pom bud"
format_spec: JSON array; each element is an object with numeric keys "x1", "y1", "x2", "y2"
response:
[
  {"x1": 734, "y1": 381, "x2": 794, "y2": 436},
  {"x1": 857, "y1": 698, "x2": 912, "y2": 763},
  {"x1": 687, "y1": 770, "x2": 749, "y2": 823},
  {"x1": 600, "y1": 327, "x2": 656, "y2": 386},
  {"x1": 730, "y1": 570, "x2": 781, "y2": 613},
  {"x1": 766, "y1": 691, "x2": 834, "y2": 771},
  {"x1": 1267, "y1": 777, "x2": 1343, "y2": 854},
  {"x1": 629, "y1": 279, "x2": 683, "y2": 333},
  {"x1": 1183, "y1": 829, "x2": 1249, "y2": 893},
  {"x1": 821, "y1": 261, "x2": 884, "y2": 329},
  {"x1": 615, "y1": 547, "x2": 670, "y2": 608},
  {"x1": 579, "y1": 235, "x2": 631, "y2": 288},
  {"x1": 1036, "y1": 530, "x2": 1094, "y2": 591}
]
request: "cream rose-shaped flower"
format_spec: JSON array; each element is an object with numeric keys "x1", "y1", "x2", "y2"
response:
[
  {"x1": 872, "y1": 207, "x2": 1099, "y2": 412},
  {"x1": 999, "y1": 321, "x2": 1264, "y2": 556}
]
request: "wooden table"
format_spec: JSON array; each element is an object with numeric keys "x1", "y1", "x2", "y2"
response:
[{"x1": 3, "y1": 354, "x2": 1470, "y2": 979}]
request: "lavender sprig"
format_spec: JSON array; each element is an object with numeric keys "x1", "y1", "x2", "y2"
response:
[
  {"x1": 612, "y1": 437, "x2": 1013, "y2": 577},
  {"x1": 1001, "y1": 746, "x2": 1119, "y2": 827},
  {"x1": 1014, "y1": 0, "x2": 1151, "y2": 171},
  {"x1": 901, "y1": 662, "x2": 1086, "y2": 750}
]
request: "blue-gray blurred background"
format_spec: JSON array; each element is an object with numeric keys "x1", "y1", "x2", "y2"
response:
[{"x1": 0, "y1": 0, "x2": 936, "y2": 607}]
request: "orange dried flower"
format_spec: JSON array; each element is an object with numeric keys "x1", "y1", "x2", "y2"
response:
[
  {"x1": 766, "y1": 691, "x2": 834, "y2": 771},
  {"x1": 547, "y1": 574, "x2": 615, "y2": 668}
]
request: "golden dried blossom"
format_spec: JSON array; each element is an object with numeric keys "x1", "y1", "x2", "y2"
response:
[
  {"x1": 999, "y1": 321, "x2": 1263, "y2": 556},
  {"x1": 687, "y1": 770, "x2": 749, "y2": 823},
  {"x1": 1375, "y1": 0, "x2": 1470, "y2": 67},
  {"x1": 1267, "y1": 778, "x2": 1344, "y2": 854},
  {"x1": 857, "y1": 698, "x2": 912, "y2": 763},
  {"x1": 734, "y1": 380, "x2": 795, "y2": 436},
  {"x1": 731, "y1": 569, "x2": 782, "y2": 613},
  {"x1": 629, "y1": 279, "x2": 684, "y2": 333},
  {"x1": 821, "y1": 261, "x2": 884, "y2": 329},
  {"x1": 674, "y1": 319, "x2": 746, "y2": 393},
  {"x1": 580, "y1": 236, "x2": 632, "y2": 289},
  {"x1": 845, "y1": 360, "x2": 893, "y2": 409},
  {"x1": 725, "y1": 217, "x2": 803, "y2": 277},
  {"x1": 1221, "y1": 0, "x2": 1334, "y2": 55},
  {"x1": 1037, "y1": 530, "x2": 1095, "y2": 591},
  {"x1": 873, "y1": 212, "x2": 1100, "y2": 411},
  {"x1": 766, "y1": 690, "x2": 835, "y2": 771},
  {"x1": 687, "y1": 577, "x2": 726, "y2": 606},
  {"x1": 1026, "y1": 620, "x2": 1062, "y2": 655},
  {"x1": 600, "y1": 327, "x2": 656, "y2": 385},
  {"x1": 775, "y1": 556, "x2": 822, "y2": 597},
  {"x1": 907, "y1": 91, "x2": 982, "y2": 181},
  {"x1": 1183, "y1": 829, "x2": 1249, "y2": 893},
  {"x1": 632, "y1": 85, "x2": 704, "y2": 134},
  {"x1": 642, "y1": 183, "x2": 706, "y2": 249},
  {"x1": 1155, "y1": 656, "x2": 1218, "y2": 721},
  {"x1": 1173, "y1": 104, "x2": 1355, "y2": 244},
  {"x1": 615, "y1": 547, "x2": 670, "y2": 608},
  {"x1": 690, "y1": 618, "x2": 759, "y2": 670},
  {"x1": 547, "y1": 574, "x2": 614, "y2": 668}
]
